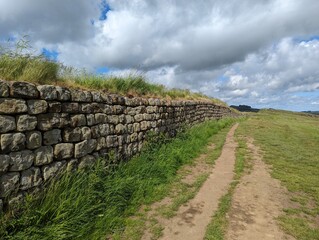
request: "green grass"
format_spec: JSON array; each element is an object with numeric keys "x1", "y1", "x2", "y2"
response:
[
  {"x1": 238, "y1": 110, "x2": 319, "y2": 239},
  {"x1": 204, "y1": 133, "x2": 250, "y2": 239},
  {"x1": 0, "y1": 39, "x2": 227, "y2": 105},
  {"x1": 0, "y1": 118, "x2": 235, "y2": 240}
]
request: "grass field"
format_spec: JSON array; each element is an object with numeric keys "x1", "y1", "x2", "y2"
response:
[
  {"x1": 0, "y1": 118, "x2": 235, "y2": 240},
  {"x1": 235, "y1": 110, "x2": 319, "y2": 239}
]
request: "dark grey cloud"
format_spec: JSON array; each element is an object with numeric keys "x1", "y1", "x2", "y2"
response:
[{"x1": 0, "y1": 0, "x2": 99, "y2": 43}]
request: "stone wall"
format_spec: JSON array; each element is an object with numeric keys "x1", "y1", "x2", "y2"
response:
[{"x1": 0, "y1": 80, "x2": 235, "y2": 212}]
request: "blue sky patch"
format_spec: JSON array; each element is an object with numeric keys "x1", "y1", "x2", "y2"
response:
[
  {"x1": 42, "y1": 48, "x2": 59, "y2": 61},
  {"x1": 96, "y1": 66, "x2": 110, "y2": 74},
  {"x1": 294, "y1": 35, "x2": 319, "y2": 43},
  {"x1": 99, "y1": 0, "x2": 111, "y2": 21}
]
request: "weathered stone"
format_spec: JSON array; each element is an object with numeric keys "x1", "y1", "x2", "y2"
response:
[
  {"x1": 10, "y1": 81, "x2": 39, "y2": 98},
  {"x1": 133, "y1": 123, "x2": 140, "y2": 132},
  {"x1": 56, "y1": 86, "x2": 71, "y2": 101},
  {"x1": 138, "y1": 132, "x2": 144, "y2": 141},
  {"x1": 20, "y1": 167, "x2": 42, "y2": 190},
  {"x1": 1, "y1": 133, "x2": 25, "y2": 152},
  {"x1": 54, "y1": 143, "x2": 74, "y2": 159},
  {"x1": 0, "y1": 172, "x2": 20, "y2": 197},
  {"x1": 42, "y1": 161, "x2": 66, "y2": 181},
  {"x1": 112, "y1": 105, "x2": 125, "y2": 114},
  {"x1": 106, "y1": 135, "x2": 118, "y2": 148},
  {"x1": 78, "y1": 155, "x2": 96, "y2": 169},
  {"x1": 108, "y1": 115, "x2": 119, "y2": 125},
  {"x1": 125, "y1": 115, "x2": 134, "y2": 124},
  {"x1": 127, "y1": 124, "x2": 133, "y2": 134},
  {"x1": 86, "y1": 114, "x2": 96, "y2": 126},
  {"x1": 61, "y1": 102, "x2": 79, "y2": 113},
  {"x1": 74, "y1": 139, "x2": 97, "y2": 158},
  {"x1": 43, "y1": 129, "x2": 62, "y2": 145},
  {"x1": 37, "y1": 113, "x2": 60, "y2": 131},
  {"x1": 130, "y1": 133, "x2": 138, "y2": 142},
  {"x1": 91, "y1": 91, "x2": 103, "y2": 102},
  {"x1": 48, "y1": 101, "x2": 61, "y2": 112},
  {"x1": 0, "y1": 155, "x2": 10, "y2": 173},
  {"x1": 8, "y1": 193, "x2": 24, "y2": 210},
  {"x1": 134, "y1": 114, "x2": 144, "y2": 122},
  {"x1": 71, "y1": 90, "x2": 92, "y2": 102},
  {"x1": 27, "y1": 100, "x2": 48, "y2": 114},
  {"x1": 26, "y1": 131, "x2": 42, "y2": 149},
  {"x1": 96, "y1": 137, "x2": 106, "y2": 151},
  {"x1": 0, "y1": 98, "x2": 27, "y2": 114},
  {"x1": 81, "y1": 127, "x2": 91, "y2": 140},
  {"x1": 63, "y1": 127, "x2": 81, "y2": 142},
  {"x1": 34, "y1": 146, "x2": 53, "y2": 166},
  {"x1": 95, "y1": 113, "x2": 107, "y2": 124},
  {"x1": 70, "y1": 114, "x2": 86, "y2": 127},
  {"x1": 9, "y1": 150, "x2": 34, "y2": 171},
  {"x1": 0, "y1": 115, "x2": 16, "y2": 133},
  {"x1": 119, "y1": 114, "x2": 126, "y2": 123},
  {"x1": 140, "y1": 121, "x2": 149, "y2": 131},
  {"x1": 66, "y1": 159, "x2": 78, "y2": 172},
  {"x1": 37, "y1": 85, "x2": 57, "y2": 100},
  {"x1": 99, "y1": 124, "x2": 109, "y2": 137},
  {"x1": 16, "y1": 115, "x2": 37, "y2": 131},
  {"x1": 0, "y1": 80, "x2": 9, "y2": 97},
  {"x1": 115, "y1": 124, "x2": 126, "y2": 134}
]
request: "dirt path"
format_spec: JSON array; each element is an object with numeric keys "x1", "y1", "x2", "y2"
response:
[
  {"x1": 225, "y1": 138, "x2": 295, "y2": 240},
  {"x1": 157, "y1": 123, "x2": 239, "y2": 240}
]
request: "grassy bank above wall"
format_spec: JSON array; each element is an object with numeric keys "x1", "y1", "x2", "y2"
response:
[
  {"x1": 0, "y1": 40, "x2": 226, "y2": 105},
  {"x1": 0, "y1": 118, "x2": 236, "y2": 240}
]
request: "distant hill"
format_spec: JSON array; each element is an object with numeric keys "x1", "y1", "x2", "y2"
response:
[
  {"x1": 302, "y1": 111, "x2": 319, "y2": 115},
  {"x1": 230, "y1": 105, "x2": 260, "y2": 112}
]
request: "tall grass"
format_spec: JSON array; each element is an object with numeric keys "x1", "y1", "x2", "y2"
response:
[
  {"x1": 0, "y1": 118, "x2": 235, "y2": 240},
  {"x1": 0, "y1": 38, "x2": 227, "y2": 105}
]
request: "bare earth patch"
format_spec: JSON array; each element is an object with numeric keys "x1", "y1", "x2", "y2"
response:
[
  {"x1": 225, "y1": 138, "x2": 295, "y2": 240},
  {"x1": 154, "y1": 123, "x2": 239, "y2": 240}
]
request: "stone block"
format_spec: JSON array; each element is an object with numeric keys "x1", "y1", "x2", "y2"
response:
[
  {"x1": 106, "y1": 135, "x2": 118, "y2": 148},
  {"x1": 115, "y1": 124, "x2": 126, "y2": 134},
  {"x1": 96, "y1": 137, "x2": 106, "y2": 151},
  {"x1": 48, "y1": 101, "x2": 61, "y2": 112},
  {"x1": 70, "y1": 114, "x2": 86, "y2": 127},
  {"x1": 78, "y1": 155, "x2": 96, "y2": 170},
  {"x1": 34, "y1": 146, "x2": 53, "y2": 166},
  {"x1": 134, "y1": 114, "x2": 144, "y2": 122},
  {"x1": 56, "y1": 86, "x2": 71, "y2": 101},
  {"x1": 81, "y1": 126, "x2": 91, "y2": 140},
  {"x1": 1, "y1": 133, "x2": 25, "y2": 152},
  {"x1": 27, "y1": 100, "x2": 48, "y2": 114},
  {"x1": 95, "y1": 113, "x2": 108, "y2": 124},
  {"x1": 71, "y1": 89, "x2": 92, "y2": 102},
  {"x1": 10, "y1": 81, "x2": 39, "y2": 98},
  {"x1": 0, "y1": 155, "x2": 10, "y2": 173},
  {"x1": 20, "y1": 167, "x2": 42, "y2": 190},
  {"x1": 0, "y1": 115, "x2": 16, "y2": 133},
  {"x1": 66, "y1": 159, "x2": 78, "y2": 172},
  {"x1": 0, "y1": 172, "x2": 20, "y2": 197},
  {"x1": 42, "y1": 161, "x2": 66, "y2": 181},
  {"x1": 54, "y1": 143, "x2": 74, "y2": 159},
  {"x1": 108, "y1": 115, "x2": 119, "y2": 125},
  {"x1": 61, "y1": 102, "x2": 79, "y2": 113},
  {"x1": 0, "y1": 80, "x2": 9, "y2": 97},
  {"x1": 9, "y1": 150, "x2": 34, "y2": 171},
  {"x1": 91, "y1": 91, "x2": 103, "y2": 102},
  {"x1": 86, "y1": 114, "x2": 96, "y2": 126},
  {"x1": 26, "y1": 131, "x2": 42, "y2": 149},
  {"x1": 74, "y1": 139, "x2": 97, "y2": 158},
  {"x1": 0, "y1": 98, "x2": 27, "y2": 114},
  {"x1": 63, "y1": 127, "x2": 81, "y2": 142},
  {"x1": 37, "y1": 113, "x2": 60, "y2": 131},
  {"x1": 0, "y1": 199, "x2": 3, "y2": 213},
  {"x1": 37, "y1": 85, "x2": 57, "y2": 100},
  {"x1": 43, "y1": 129, "x2": 62, "y2": 145},
  {"x1": 16, "y1": 115, "x2": 37, "y2": 131}
]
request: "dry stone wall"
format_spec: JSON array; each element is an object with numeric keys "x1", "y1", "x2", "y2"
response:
[{"x1": 0, "y1": 80, "x2": 234, "y2": 212}]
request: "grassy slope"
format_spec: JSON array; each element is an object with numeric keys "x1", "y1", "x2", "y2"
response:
[
  {"x1": 0, "y1": 118, "x2": 235, "y2": 240},
  {"x1": 0, "y1": 43, "x2": 226, "y2": 105},
  {"x1": 237, "y1": 110, "x2": 319, "y2": 239}
]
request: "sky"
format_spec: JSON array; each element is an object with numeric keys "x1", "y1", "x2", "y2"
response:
[{"x1": 0, "y1": 0, "x2": 319, "y2": 111}]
